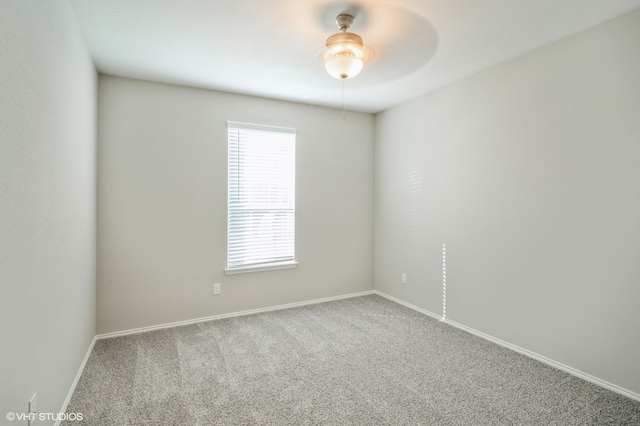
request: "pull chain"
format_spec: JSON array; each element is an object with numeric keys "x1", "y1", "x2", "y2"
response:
[{"x1": 341, "y1": 77, "x2": 346, "y2": 120}]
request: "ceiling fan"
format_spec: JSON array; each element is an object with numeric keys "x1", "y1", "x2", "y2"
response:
[{"x1": 322, "y1": 13, "x2": 368, "y2": 80}]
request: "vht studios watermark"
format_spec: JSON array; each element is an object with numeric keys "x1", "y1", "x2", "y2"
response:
[{"x1": 6, "y1": 411, "x2": 83, "y2": 422}]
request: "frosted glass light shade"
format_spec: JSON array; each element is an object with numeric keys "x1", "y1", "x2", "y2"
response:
[
  {"x1": 325, "y1": 52, "x2": 363, "y2": 79},
  {"x1": 324, "y1": 31, "x2": 365, "y2": 80}
]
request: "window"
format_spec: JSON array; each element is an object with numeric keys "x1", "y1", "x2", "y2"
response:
[{"x1": 225, "y1": 121, "x2": 297, "y2": 274}]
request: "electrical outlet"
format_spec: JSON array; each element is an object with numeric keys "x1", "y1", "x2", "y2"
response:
[
  {"x1": 213, "y1": 283, "x2": 221, "y2": 295},
  {"x1": 401, "y1": 273, "x2": 407, "y2": 284}
]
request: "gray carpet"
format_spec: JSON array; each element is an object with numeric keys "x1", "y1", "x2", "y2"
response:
[{"x1": 64, "y1": 295, "x2": 640, "y2": 425}]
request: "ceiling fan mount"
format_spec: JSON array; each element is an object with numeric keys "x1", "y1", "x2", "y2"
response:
[{"x1": 335, "y1": 13, "x2": 354, "y2": 31}]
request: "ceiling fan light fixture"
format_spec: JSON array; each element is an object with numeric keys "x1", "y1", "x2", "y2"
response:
[
  {"x1": 325, "y1": 51, "x2": 363, "y2": 80},
  {"x1": 324, "y1": 14, "x2": 365, "y2": 80}
]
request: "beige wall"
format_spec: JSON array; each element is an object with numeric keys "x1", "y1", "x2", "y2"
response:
[
  {"x1": 3, "y1": 0, "x2": 638, "y2": 411},
  {"x1": 0, "y1": 0, "x2": 97, "y2": 421},
  {"x1": 374, "y1": 10, "x2": 640, "y2": 395},
  {"x1": 97, "y1": 76, "x2": 374, "y2": 334}
]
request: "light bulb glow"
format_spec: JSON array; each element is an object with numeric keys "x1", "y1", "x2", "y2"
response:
[{"x1": 327, "y1": 43, "x2": 363, "y2": 58}]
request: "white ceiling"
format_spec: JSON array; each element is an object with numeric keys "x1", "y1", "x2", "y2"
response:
[{"x1": 66, "y1": 0, "x2": 640, "y2": 113}]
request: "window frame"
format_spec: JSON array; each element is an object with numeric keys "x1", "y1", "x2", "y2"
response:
[{"x1": 224, "y1": 121, "x2": 298, "y2": 275}]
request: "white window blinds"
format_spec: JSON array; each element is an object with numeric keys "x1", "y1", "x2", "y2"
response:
[{"x1": 227, "y1": 121, "x2": 296, "y2": 271}]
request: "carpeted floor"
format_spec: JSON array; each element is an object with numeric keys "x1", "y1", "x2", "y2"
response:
[{"x1": 64, "y1": 294, "x2": 640, "y2": 425}]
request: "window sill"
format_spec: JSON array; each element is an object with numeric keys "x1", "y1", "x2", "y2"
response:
[{"x1": 225, "y1": 260, "x2": 298, "y2": 275}]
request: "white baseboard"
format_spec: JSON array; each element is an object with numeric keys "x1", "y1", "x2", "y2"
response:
[
  {"x1": 373, "y1": 290, "x2": 443, "y2": 321},
  {"x1": 443, "y1": 317, "x2": 640, "y2": 402},
  {"x1": 374, "y1": 290, "x2": 640, "y2": 403},
  {"x1": 97, "y1": 290, "x2": 376, "y2": 340},
  {"x1": 55, "y1": 335, "x2": 97, "y2": 426}
]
